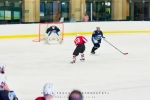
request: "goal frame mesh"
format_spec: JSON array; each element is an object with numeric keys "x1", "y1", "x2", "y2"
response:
[{"x1": 33, "y1": 22, "x2": 64, "y2": 42}]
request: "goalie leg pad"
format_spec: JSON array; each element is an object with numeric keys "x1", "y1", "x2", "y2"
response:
[{"x1": 47, "y1": 33, "x2": 63, "y2": 44}]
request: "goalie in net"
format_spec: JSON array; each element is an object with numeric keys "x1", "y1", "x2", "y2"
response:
[{"x1": 45, "y1": 24, "x2": 63, "y2": 44}]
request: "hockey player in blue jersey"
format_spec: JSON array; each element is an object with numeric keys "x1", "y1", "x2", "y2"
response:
[
  {"x1": 91, "y1": 27, "x2": 105, "y2": 54},
  {"x1": 45, "y1": 24, "x2": 63, "y2": 44},
  {"x1": 46, "y1": 24, "x2": 60, "y2": 36}
]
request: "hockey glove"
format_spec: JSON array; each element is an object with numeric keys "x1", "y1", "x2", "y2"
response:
[
  {"x1": 8, "y1": 91, "x2": 18, "y2": 100},
  {"x1": 102, "y1": 37, "x2": 105, "y2": 39}
]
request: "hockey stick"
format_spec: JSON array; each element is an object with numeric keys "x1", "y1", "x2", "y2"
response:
[{"x1": 103, "y1": 38, "x2": 128, "y2": 55}]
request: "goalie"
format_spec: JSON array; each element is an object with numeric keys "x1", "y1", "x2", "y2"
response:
[{"x1": 45, "y1": 24, "x2": 63, "y2": 44}]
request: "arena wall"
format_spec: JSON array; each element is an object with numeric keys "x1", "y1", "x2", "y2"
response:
[{"x1": 0, "y1": 21, "x2": 150, "y2": 38}]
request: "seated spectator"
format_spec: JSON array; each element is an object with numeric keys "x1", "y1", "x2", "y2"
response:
[
  {"x1": 35, "y1": 83, "x2": 55, "y2": 100},
  {"x1": 70, "y1": 14, "x2": 76, "y2": 22},
  {"x1": 82, "y1": 13, "x2": 89, "y2": 22},
  {"x1": 92, "y1": 12, "x2": 97, "y2": 21},
  {"x1": 68, "y1": 90, "x2": 83, "y2": 100},
  {"x1": 59, "y1": 14, "x2": 65, "y2": 22}
]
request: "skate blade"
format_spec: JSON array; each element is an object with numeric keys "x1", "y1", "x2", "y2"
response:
[
  {"x1": 70, "y1": 61, "x2": 75, "y2": 64},
  {"x1": 80, "y1": 59, "x2": 85, "y2": 62},
  {"x1": 90, "y1": 53, "x2": 95, "y2": 55}
]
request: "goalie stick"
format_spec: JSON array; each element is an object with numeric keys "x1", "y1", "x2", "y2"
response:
[{"x1": 103, "y1": 38, "x2": 128, "y2": 55}]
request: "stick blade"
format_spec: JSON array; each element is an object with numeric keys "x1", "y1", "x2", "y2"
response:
[{"x1": 123, "y1": 53, "x2": 128, "y2": 55}]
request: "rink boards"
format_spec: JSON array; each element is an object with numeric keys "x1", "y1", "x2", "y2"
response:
[{"x1": 0, "y1": 21, "x2": 150, "y2": 38}]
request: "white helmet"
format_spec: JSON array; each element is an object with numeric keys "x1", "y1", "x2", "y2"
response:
[
  {"x1": 51, "y1": 23, "x2": 55, "y2": 27},
  {"x1": 43, "y1": 83, "x2": 55, "y2": 96}
]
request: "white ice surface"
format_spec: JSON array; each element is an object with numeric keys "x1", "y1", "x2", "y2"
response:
[{"x1": 0, "y1": 34, "x2": 150, "y2": 100}]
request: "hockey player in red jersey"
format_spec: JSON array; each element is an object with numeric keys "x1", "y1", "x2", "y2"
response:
[{"x1": 71, "y1": 34, "x2": 87, "y2": 63}]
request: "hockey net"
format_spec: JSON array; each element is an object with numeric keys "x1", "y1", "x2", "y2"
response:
[{"x1": 33, "y1": 22, "x2": 64, "y2": 42}]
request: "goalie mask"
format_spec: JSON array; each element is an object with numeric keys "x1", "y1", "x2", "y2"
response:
[
  {"x1": 43, "y1": 83, "x2": 55, "y2": 96},
  {"x1": 51, "y1": 24, "x2": 55, "y2": 29},
  {"x1": 0, "y1": 61, "x2": 5, "y2": 74},
  {"x1": 52, "y1": 26, "x2": 55, "y2": 29}
]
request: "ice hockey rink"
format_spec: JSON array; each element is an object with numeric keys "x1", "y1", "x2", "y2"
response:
[{"x1": 0, "y1": 33, "x2": 150, "y2": 100}]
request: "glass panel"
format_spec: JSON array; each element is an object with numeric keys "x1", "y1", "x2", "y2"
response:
[
  {"x1": 40, "y1": 2, "x2": 44, "y2": 17},
  {"x1": 40, "y1": 0, "x2": 69, "y2": 22},
  {"x1": 0, "y1": 2, "x2": 4, "y2": 6},
  {"x1": 13, "y1": 2, "x2": 21, "y2": 21},
  {"x1": 134, "y1": 2, "x2": 144, "y2": 20},
  {"x1": 5, "y1": 1, "x2": 10, "y2": 7},
  {"x1": 86, "y1": 1, "x2": 91, "y2": 21},
  {"x1": 1, "y1": 0, "x2": 150, "y2": 24},
  {"x1": 105, "y1": 2, "x2": 111, "y2": 21},
  {"x1": 0, "y1": 10, "x2": 5, "y2": 20},
  {"x1": 61, "y1": 2, "x2": 69, "y2": 22},
  {"x1": 0, "y1": 2, "x2": 5, "y2": 20},
  {"x1": 5, "y1": 11, "x2": 11, "y2": 20},
  {"x1": 40, "y1": 2, "x2": 53, "y2": 22},
  {"x1": 46, "y1": 2, "x2": 53, "y2": 22},
  {"x1": 96, "y1": 1, "x2": 106, "y2": 21},
  {"x1": 40, "y1": 2, "x2": 45, "y2": 22},
  {"x1": 85, "y1": 0, "x2": 111, "y2": 21},
  {"x1": 128, "y1": 0, "x2": 150, "y2": 21},
  {"x1": 144, "y1": 2, "x2": 149, "y2": 20}
]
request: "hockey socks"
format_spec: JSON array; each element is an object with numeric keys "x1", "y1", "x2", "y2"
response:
[
  {"x1": 70, "y1": 55, "x2": 76, "y2": 63},
  {"x1": 80, "y1": 53, "x2": 85, "y2": 61},
  {"x1": 91, "y1": 47, "x2": 97, "y2": 54}
]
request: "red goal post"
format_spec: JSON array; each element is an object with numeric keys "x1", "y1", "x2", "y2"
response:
[{"x1": 33, "y1": 22, "x2": 64, "y2": 42}]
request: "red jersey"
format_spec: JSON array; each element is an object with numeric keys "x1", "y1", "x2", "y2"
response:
[
  {"x1": 74, "y1": 36, "x2": 87, "y2": 45},
  {"x1": 35, "y1": 97, "x2": 45, "y2": 100}
]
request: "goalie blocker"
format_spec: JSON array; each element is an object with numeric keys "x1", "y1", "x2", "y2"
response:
[{"x1": 45, "y1": 25, "x2": 63, "y2": 44}]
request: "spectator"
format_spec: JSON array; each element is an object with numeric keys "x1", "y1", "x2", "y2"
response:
[
  {"x1": 105, "y1": 11, "x2": 110, "y2": 21},
  {"x1": 35, "y1": 83, "x2": 55, "y2": 100},
  {"x1": 82, "y1": 12, "x2": 89, "y2": 22},
  {"x1": 92, "y1": 12, "x2": 97, "y2": 21},
  {"x1": 68, "y1": 90, "x2": 83, "y2": 100},
  {"x1": 59, "y1": 14, "x2": 65, "y2": 22},
  {"x1": 70, "y1": 14, "x2": 76, "y2": 22}
]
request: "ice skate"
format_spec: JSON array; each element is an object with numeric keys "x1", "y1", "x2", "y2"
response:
[
  {"x1": 80, "y1": 58, "x2": 85, "y2": 62},
  {"x1": 59, "y1": 39, "x2": 63, "y2": 44},
  {"x1": 91, "y1": 51, "x2": 95, "y2": 54},
  {"x1": 44, "y1": 38, "x2": 50, "y2": 45},
  {"x1": 80, "y1": 54, "x2": 85, "y2": 61},
  {"x1": 70, "y1": 60, "x2": 75, "y2": 64}
]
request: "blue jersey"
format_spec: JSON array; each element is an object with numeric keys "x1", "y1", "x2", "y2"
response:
[
  {"x1": 92, "y1": 30, "x2": 104, "y2": 44},
  {"x1": 46, "y1": 26, "x2": 60, "y2": 35},
  {"x1": 92, "y1": 30, "x2": 104, "y2": 40}
]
